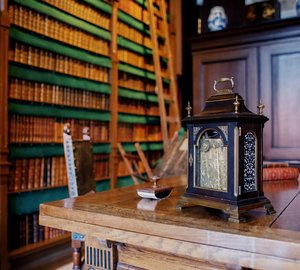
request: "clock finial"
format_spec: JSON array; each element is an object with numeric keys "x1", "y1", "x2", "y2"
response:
[
  {"x1": 233, "y1": 95, "x2": 240, "y2": 113},
  {"x1": 186, "y1": 101, "x2": 192, "y2": 117},
  {"x1": 257, "y1": 100, "x2": 265, "y2": 115}
]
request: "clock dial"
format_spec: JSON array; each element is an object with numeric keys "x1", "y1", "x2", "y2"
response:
[{"x1": 196, "y1": 129, "x2": 228, "y2": 191}]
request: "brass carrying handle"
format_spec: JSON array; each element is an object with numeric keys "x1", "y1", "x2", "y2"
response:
[{"x1": 213, "y1": 77, "x2": 234, "y2": 94}]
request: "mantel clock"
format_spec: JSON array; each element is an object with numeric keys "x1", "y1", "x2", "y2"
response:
[{"x1": 177, "y1": 78, "x2": 275, "y2": 222}]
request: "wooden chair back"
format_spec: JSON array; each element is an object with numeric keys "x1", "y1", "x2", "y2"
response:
[{"x1": 63, "y1": 123, "x2": 96, "y2": 269}]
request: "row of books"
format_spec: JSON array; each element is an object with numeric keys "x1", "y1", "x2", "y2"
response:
[
  {"x1": 119, "y1": 71, "x2": 170, "y2": 94},
  {"x1": 43, "y1": 0, "x2": 165, "y2": 48},
  {"x1": 119, "y1": 72, "x2": 156, "y2": 93},
  {"x1": 8, "y1": 156, "x2": 67, "y2": 192},
  {"x1": 94, "y1": 154, "x2": 110, "y2": 180},
  {"x1": 118, "y1": 48, "x2": 169, "y2": 79},
  {"x1": 9, "y1": 42, "x2": 109, "y2": 83},
  {"x1": 60, "y1": 120, "x2": 109, "y2": 142},
  {"x1": 10, "y1": 78, "x2": 110, "y2": 110},
  {"x1": 8, "y1": 153, "x2": 161, "y2": 193},
  {"x1": 9, "y1": 4, "x2": 110, "y2": 56},
  {"x1": 119, "y1": 0, "x2": 163, "y2": 30},
  {"x1": 118, "y1": 21, "x2": 152, "y2": 48},
  {"x1": 42, "y1": 0, "x2": 110, "y2": 30},
  {"x1": 119, "y1": 97, "x2": 159, "y2": 116},
  {"x1": 9, "y1": 212, "x2": 68, "y2": 250},
  {"x1": 118, "y1": 47, "x2": 155, "y2": 73},
  {"x1": 9, "y1": 116, "x2": 109, "y2": 143},
  {"x1": 8, "y1": 153, "x2": 111, "y2": 192},
  {"x1": 118, "y1": 123, "x2": 162, "y2": 141},
  {"x1": 119, "y1": 0, "x2": 144, "y2": 21},
  {"x1": 41, "y1": 0, "x2": 165, "y2": 58}
]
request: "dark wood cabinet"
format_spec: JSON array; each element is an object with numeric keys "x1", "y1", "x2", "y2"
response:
[
  {"x1": 190, "y1": 18, "x2": 300, "y2": 161},
  {"x1": 260, "y1": 39, "x2": 300, "y2": 160},
  {"x1": 192, "y1": 46, "x2": 258, "y2": 113}
]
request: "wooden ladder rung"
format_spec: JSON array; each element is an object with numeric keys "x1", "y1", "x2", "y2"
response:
[
  {"x1": 135, "y1": 142, "x2": 153, "y2": 180},
  {"x1": 132, "y1": 173, "x2": 148, "y2": 182},
  {"x1": 166, "y1": 116, "x2": 180, "y2": 123},
  {"x1": 160, "y1": 52, "x2": 168, "y2": 58},
  {"x1": 124, "y1": 153, "x2": 139, "y2": 160},
  {"x1": 163, "y1": 93, "x2": 171, "y2": 101},
  {"x1": 117, "y1": 142, "x2": 154, "y2": 184}
]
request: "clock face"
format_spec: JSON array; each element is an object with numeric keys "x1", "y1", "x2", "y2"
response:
[{"x1": 195, "y1": 129, "x2": 228, "y2": 192}]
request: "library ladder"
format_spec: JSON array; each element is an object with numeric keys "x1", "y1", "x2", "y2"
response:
[
  {"x1": 117, "y1": 143, "x2": 153, "y2": 184},
  {"x1": 146, "y1": 0, "x2": 181, "y2": 151}
]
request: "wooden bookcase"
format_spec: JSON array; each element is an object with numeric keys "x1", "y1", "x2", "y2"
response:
[{"x1": 0, "y1": 0, "x2": 177, "y2": 268}]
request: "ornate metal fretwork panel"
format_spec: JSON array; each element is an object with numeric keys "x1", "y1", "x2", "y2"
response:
[
  {"x1": 243, "y1": 132, "x2": 257, "y2": 192},
  {"x1": 218, "y1": 126, "x2": 228, "y2": 140},
  {"x1": 193, "y1": 126, "x2": 201, "y2": 140}
]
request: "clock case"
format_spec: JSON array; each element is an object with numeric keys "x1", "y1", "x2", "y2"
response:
[{"x1": 177, "y1": 89, "x2": 275, "y2": 222}]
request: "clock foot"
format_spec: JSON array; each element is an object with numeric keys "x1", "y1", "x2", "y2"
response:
[
  {"x1": 265, "y1": 203, "x2": 276, "y2": 215},
  {"x1": 176, "y1": 196, "x2": 198, "y2": 210},
  {"x1": 226, "y1": 208, "x2": 247, "y2": 223},
  {"x1": 177, "y1": 193, "x2": 275, "y2": 222},
  {"x1": 228, "y1": 215, "x2": 247, "y2": 223}
]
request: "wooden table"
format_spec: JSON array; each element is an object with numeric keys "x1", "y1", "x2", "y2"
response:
[{"x1": 39, "y1": 176, "x2": 300, "y2": 270}]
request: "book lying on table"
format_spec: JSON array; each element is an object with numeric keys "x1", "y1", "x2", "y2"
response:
[{"x1": 263, "y1": 161, "x2": 300, "y2": 181}]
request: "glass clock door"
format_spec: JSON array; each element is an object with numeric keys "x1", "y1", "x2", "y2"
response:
[{"x1": 195, "y1": 128, "x2": 228, "y2": 191}]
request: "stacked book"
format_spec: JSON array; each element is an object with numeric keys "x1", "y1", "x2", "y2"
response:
[{"x1": 263, "y1": 161, "x2": 299, "y2": 181}]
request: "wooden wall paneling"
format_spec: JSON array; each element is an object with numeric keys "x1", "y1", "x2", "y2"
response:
[
  {"x1": 192, "y1": 46, "x2": 258, "y2": 115},
  {"x1": 260, "y1": 38, "x2": 300, "y2": 160}
]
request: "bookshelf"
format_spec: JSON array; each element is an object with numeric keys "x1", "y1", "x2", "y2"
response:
[{"x1": 0, "y1": 0, "x2": 177, "y2": 267}]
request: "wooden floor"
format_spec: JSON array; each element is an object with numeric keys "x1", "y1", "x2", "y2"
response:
[
  {"x1": 37, "y1": 254, "x2": 73, "y2": 270},
  {"x1": 9, "y1": 241, "x2": 73, "y2": 270},
  {"x1": 55, "y1": 261, "x2": 73, "y2": 270},
  {"x1": 10, "y1": 257, "x2": 73, "y2": 270}
]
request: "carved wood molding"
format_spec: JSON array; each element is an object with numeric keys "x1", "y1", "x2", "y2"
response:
[{"x1": 189, "y1": 17, "x2": 300, "y2": 52}]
